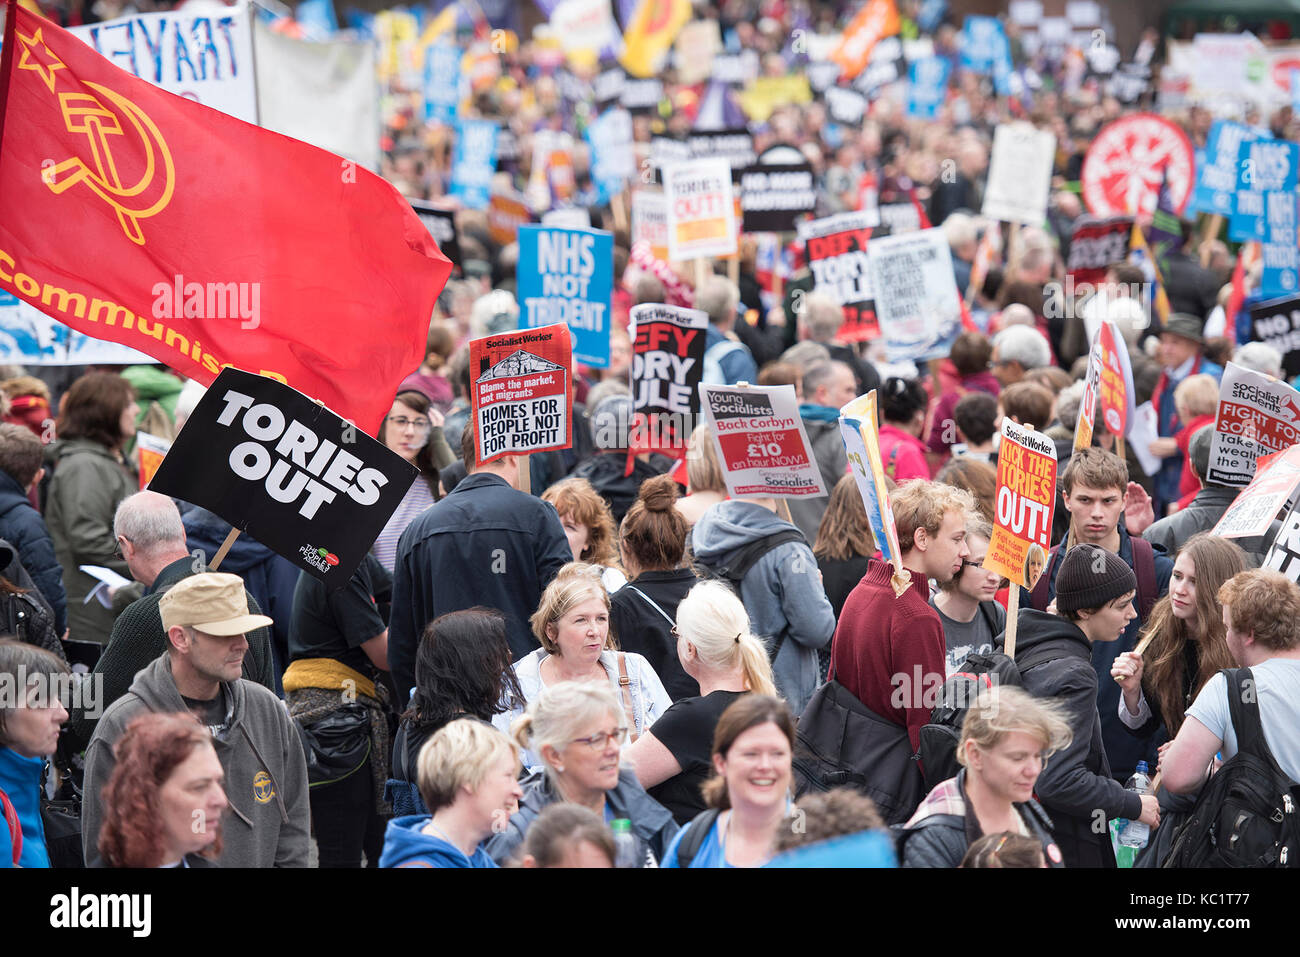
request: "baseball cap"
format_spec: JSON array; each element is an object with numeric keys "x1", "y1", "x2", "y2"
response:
[{"x1": 159, "y1": 572, "x2": 273, "y2": 636}]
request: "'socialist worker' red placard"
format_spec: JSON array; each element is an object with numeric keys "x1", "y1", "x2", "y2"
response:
[
  {"x1": 984, "y1": 418, "x2": 1058, "y2": 590},
  {"x1": 469, "y1": 323, "x2": 573, "y2": 466}
]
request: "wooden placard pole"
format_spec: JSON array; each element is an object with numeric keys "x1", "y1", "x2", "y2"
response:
[
  {"x1": 518, "y1": 453, "x2": 532, "y2": 495},
  {"x1": 209, "y1": 527, "x2": 242, "y2": 572},
  {"x1": 612, "y1": 190, "x2": 629, "y2": 233},
  {"x1": 1003, "y1": 585, "x2": 1022, "y2": 660},
  {"x1": 1200, "y1": 214, "x2": 1223, "y2": 267},
  {"x1": 694, "y1": 257, "x2": 708, "y2": 290},
  {"x1": 727, "y1": 254, "x2": 740, "y2": 285}
]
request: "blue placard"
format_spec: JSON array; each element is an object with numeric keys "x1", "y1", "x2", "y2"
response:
[
  {"x1": 517, "y1": 225, "x2": 613, "y2": 368},
  {"x1": 1191, "y1": 121, "x2": 1254, "y2": 216},
  {"x1": 960, "y1": 15, "x2": 1008, "y2": 73},
  {"x1": 1262, "y1": 190, "x2": 1300, "y2": 298},
  {"x1": 449, "y1": 118, "x2": 499, "y2": 209},
  {"x1": 905, "y1": 56, "x2": 950, "y2": 119},
  {"x1": 1231, "y1": 137, "x2": 1298, "y2": 243},
  {"x1": 423, "y1": 43, "x2": 462, "y2": 125},
  {"x1": 585, "y1": 107, "x2": 635, "y2": 205}
]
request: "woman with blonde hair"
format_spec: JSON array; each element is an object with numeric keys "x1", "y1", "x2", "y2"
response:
[
  {"x1": 1110, "y1": 533, "x2": 1247, "y2": 866},
  {"x1": 675, "y1": 423, "x2": 727, "y2": 527},
  {"x1": 661, "y1": 694, "x2": 795, "y2": 868},
  {"x1": 493, "y1": 564, "x2": 670, "y2": 765},
  {"x1": 486, "y1": 682, "x2": 677, "y2": 865},
  {"x1": 542, "y1": 478, "x2": 626, "y2": 593},
  {"x1": 625, "y1": 580, "x2": 777, "y2": 824},
  {"x1": 900, "y1": 686, "x2": 1072, "y2": 868},
  {"x1": 379, "y1": 719, "x2": 523, "y2": 868}
]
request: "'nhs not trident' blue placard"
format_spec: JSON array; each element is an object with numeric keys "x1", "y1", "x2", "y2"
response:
[{"x1": 517, "y1": 225, "x2": 614, "y2": 368}]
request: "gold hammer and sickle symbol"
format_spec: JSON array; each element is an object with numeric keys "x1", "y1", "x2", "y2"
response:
[{"x1": 44, "y1": 82, "x2": 175, "y2": 246}]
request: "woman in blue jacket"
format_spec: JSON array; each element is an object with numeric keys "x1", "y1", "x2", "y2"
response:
[
  {"x1": 379, "y1": 719, "x2": 522, "y2": 869},
  {"x1": 0, "y1": 640, "x2": 69, "y2": 868}
]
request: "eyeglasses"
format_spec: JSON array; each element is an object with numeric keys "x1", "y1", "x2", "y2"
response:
[
  {"x1": 570, "y1": 727, "x2": 628, "y2": 750},
  {"x1": 113, "y1": 535, "x2": 130, "y2": 559},
  {"x1": 387, "y1": 416, "x2": 431, "y2": 432}
]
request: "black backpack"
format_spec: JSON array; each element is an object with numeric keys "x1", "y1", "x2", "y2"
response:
[
  {"x1": 917, "y1": 631, "x2": 1058, "y2": 791},
  {"x1": 695, "y1": 528, "x2": 807, "y2": 662},
  {"x1": 791, "y1": 679, "x2": 926, "y2": 825},
  {"x1": 1163, "y1": 668, "x2": 1300, "y2": 868},
  {"x1": 673, "y1": 808, "x2": 722, "y2": 868}
]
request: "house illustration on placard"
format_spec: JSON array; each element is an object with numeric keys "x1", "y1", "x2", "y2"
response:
[{"x1": 477, "y1": 350, "x2": 565, "y2": 382}]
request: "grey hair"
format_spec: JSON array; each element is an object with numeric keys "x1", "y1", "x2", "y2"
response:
[
  {"x1": 1189, "y1": 424, "x2": 1215, "y2": 483},
  {"x1": 510, "y1": 681, "x2": 623, "y2": 788},
  {"x1": 1054, "y1": 381, "x2": 1086, "y2": 431},
  {"x1": 113, "y1": 491, "x2": 186, "y2": 554},
  {"x1": 780, "y1": 340, "x2": 832, "y2": 370},
  {"x1": 1233, "y1": 341, "x2": 1284, "y2": 379},
  {"x1": 696, "y1": 276, "x2": 740, "y2": 326},
  {"x1": 801, "y1": 290, "x2": 845, "y2": 341},
  {"x1": 469, "y1": 290, "x2": 519, "y2": 339},
  {"x1": 941, "y1": 212, "x2": 977, "y2": 251},
  {"x1": 993, "y1": 325, "x2": 1052, "y2": 371},
  {"x1": 802, "y1": 360, "x2": 853, "y2": 401}
]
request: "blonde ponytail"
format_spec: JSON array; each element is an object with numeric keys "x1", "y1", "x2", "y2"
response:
[
  {"x1": 736, "y1": 633, "x2": 777, "y2": 697},
  {"x1": 676, "y1": 581, "x2": 776, "y2": 695}
]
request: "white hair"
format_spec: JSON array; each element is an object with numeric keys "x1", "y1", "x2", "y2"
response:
[
  {"x1": 1233, "y1": 341, "x2": 1283, "y2": 379},
  {"x1": 993, "y1": 325, "x2": 1052, "y2": 371},
  {"x1": 113, "y1": 491, "x2": 186, "y2": 553}
]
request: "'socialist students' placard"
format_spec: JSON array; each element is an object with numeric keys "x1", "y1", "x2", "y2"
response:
[
  {"x1": 469, "y1": 323, "x2": 573, "y2": 467},
  {"x1": 984, "y1": 419, "x2": 1057, "y2": 591},
  {"x1": 148, "y1": 368, "x2": 418, "y2": 587},
  {"x1": 630, "y1": 303, "x2": 708, "y2": 451},
  {"x1": 1213, "y1": 445, "x2": 1300, "y2": 540},
  {"x1": 699, "y1": 383, "x2": 827, "y2": 499},
  {"x1": 1208, "y1": 361, "x2": 1300, "y2": 487}
]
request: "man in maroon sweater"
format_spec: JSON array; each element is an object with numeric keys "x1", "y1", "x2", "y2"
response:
[{"x1": 830, "y1": 480, "x2": 976, "y2": 758}]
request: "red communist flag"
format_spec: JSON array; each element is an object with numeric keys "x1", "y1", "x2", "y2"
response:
[{"x1": 0, "y1": 1, "x2": 451, "y2": 434}]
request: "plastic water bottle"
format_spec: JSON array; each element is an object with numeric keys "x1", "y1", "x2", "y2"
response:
[
  {"x1": 611, "y1": 818, "x2": 639, "y2": 868},
  {"x1": 1119, "y1": 761, "x2": 1153, "y2": 849}
]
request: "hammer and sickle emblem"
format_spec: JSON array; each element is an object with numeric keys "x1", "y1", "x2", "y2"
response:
[{"x1": 44, "y1": 82, "x2": 176, "y2": 246}]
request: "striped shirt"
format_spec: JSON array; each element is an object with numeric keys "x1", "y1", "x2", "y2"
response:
[{"x1": 372, "y1": 478, "x2": 435, "y2": 572}]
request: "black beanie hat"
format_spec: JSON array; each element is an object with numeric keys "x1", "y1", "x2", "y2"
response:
[{"x1": 1054, "y1": 544, "x2": 1138, "y2": 614}]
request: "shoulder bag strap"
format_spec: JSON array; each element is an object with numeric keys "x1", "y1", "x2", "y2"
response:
[
  {"x1": 627, "y1": 586, "x2": 676, "y2": 629},
  {"x1": 1131, "y1": 537, "x2": 1158, "y2": 622},
  {"x1": 617, "y1": 653, "x2": 640, "y2": 743},
  {"x1": 0, "y1": 787, "x2": 21, "y2": 867}
]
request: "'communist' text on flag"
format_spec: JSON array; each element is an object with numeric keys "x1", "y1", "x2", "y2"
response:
[{"x1": 0, "y1": 1, "x2": 452, "y2": 434}]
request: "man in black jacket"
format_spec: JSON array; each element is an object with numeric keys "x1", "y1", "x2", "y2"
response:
[
  {"x1": 388, "y1": 422, "x2": 572, "y2": 704},
  {"x1": 1005, "y1": 544, "x2": 1161, "y2": 868}
]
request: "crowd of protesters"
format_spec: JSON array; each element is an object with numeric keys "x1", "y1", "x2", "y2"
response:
[{"x1": 4, "y1": 0, "x2": 1300, "y2": 873}]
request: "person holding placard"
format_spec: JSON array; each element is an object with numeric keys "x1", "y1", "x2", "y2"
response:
[
  {"x1": 830, "y1": 481, "x2": 975, "y2": 768},
  {"x1": 388, "y1": 423, "x2": 573, "y2": 704},
  {"x1": 930, "y1": 515, "x2": 1006, "y2": 678},
  {"x1": 1150, "y1": 315, "x2": 1223, "y2": 515},
  {"x1": 698, "y1": 277, "x2": 758, "y2": 387},
  {"x1": 787, "y1": 361, "x2": 857, "y2": 543},
  {"x1": 1110, "y1": 534, "x2": 1248, "y2": 866},
  {"x1": 1005, "y1": 543, "x2": 1160, "y2": 868}
]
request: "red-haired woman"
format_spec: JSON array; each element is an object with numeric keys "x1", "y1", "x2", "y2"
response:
[{"x1": 96, "y1": 712, "x2": 228, "y2": 868}]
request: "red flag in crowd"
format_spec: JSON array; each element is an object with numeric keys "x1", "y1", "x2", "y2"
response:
[{"x1": 0, "y1": 0, "x2": 452, "y2": 434}]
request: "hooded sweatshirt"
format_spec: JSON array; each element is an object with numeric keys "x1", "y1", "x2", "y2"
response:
[
  {"x1": 691, "y1": 501, "x2": 836, "y2": 716},
  {"x1": 0, "y1": 746, "x2": 48, "y2": 868},
  {"x1": 82, "y1": 653, "x2": 310, "y2": 868},
  {"x1": 378, "y1": 815, "x2": 497, "y2": 868},
  {"x1": 1000, "y1": 609, "x2": 1143, "y2": 869}
]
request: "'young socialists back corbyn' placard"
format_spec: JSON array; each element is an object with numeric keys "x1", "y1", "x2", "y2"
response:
[
  {"x1": 517, "y1": 225, "x2": 613, "y2": 368},
  {"x1": 469, "y1": 323, "x2": 573, "y2": 467},
  {"x1": 630, "y1": 303, "x2": 708, "y2": 451},
  {"x1": 147, "y1": 368, "x2": 418, "y2": 587},
  {"x1": 699, "y1": 383, "x2": 827, "y2": 499},
  {"x1": 984, "y1": 419, "x2": 1057, "y2": 590}
]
